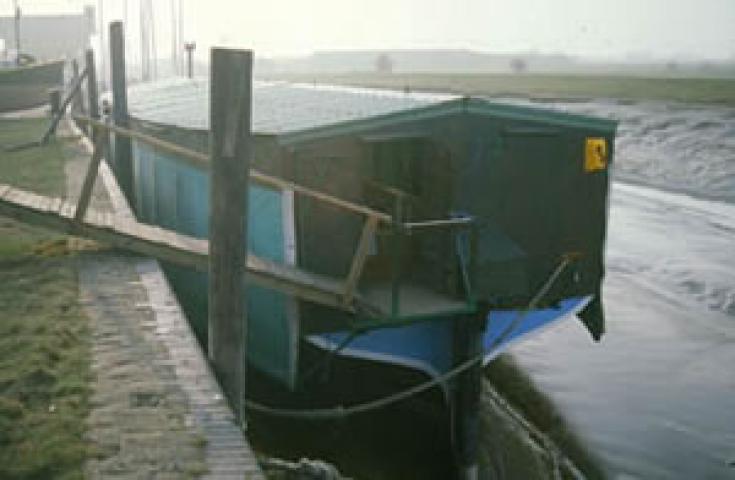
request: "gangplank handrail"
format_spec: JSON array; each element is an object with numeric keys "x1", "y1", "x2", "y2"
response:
[{"x1": 72, "y1": 114, "x2": 392, "y2": 223}]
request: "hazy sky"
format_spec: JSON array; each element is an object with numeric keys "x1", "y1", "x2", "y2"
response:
[{"x1": 4, "y1": 0, "x2": 735, "y2": 60}]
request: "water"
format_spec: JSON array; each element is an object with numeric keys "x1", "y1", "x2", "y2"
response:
[{"x1": 505, "y1": 98, "x2": 735, "y2": 479}]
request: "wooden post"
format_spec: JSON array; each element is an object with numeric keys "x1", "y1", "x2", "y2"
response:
[
  {"x1": 71, "y1": 59, "x2": 86, "y2": 116},
  {"x1": 40, "y1": 68, "x2": 88, "y2": 144},
  {"x1": 452, "y1": 310, "x2": 486, "y2": 480},
  {"x1": 109, "y1": 21, "x2": 134, "y2": 206},
  {"x1": 74, "y1": 129, "x2": 108, "y2": 222},
  {"x1": 85, "y1": 49, "x2": 100, "y2": 139},
  {"x1": 184, "y1": 41, "x2": 196, "y2": 78},
  {"x1": 13, "y1": 2, "x2": 21, "y2": 66},
  {"x1": 208, "y1": 48, "x2": 252, "y2": 424},
  {"x1": 48, "y1": 88, "x2": 61, "y2": 116}
]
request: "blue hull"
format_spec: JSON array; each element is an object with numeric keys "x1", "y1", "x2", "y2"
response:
[{"x1": 309, "y1": 296, "x2": 592, "y2": 394}]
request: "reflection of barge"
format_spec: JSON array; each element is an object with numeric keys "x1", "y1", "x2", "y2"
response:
[
  {"x1": 125, "y1": 77, "x2": 615, "y2": 473},
  {"x1": 0, "y1": 58, "x2": 64, "y2": 112}
]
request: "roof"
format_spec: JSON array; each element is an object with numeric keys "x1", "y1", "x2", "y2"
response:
[
  {"x1": 127, "y1": 77, "x2": 453, "y2": 134},
  {"x1": 127, "y1": 77, "x2": 617, "y2": 144}
]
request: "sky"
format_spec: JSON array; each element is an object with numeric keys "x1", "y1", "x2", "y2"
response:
[{"x1": 3, "y1": 0, "x2": 735, "y2": 61}]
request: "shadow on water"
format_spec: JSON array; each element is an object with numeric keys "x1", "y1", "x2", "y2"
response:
[{"x1": 248, "y1": 343, "x2": 455, "y2": 480}]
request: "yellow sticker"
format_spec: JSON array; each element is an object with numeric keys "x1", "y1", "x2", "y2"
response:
[{"x1": 585, "y1": 137, "x2": 608, "y2": 172}]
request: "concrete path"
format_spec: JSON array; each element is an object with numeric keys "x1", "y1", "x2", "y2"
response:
[{"x1": 61, "y1": 118, "x2": 264, "y2": 479}]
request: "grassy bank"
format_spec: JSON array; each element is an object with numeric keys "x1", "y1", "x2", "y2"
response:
[
  {"x1": 0, "y1": 117, "x2": 91, "y2": 479},
  {"x1": 263, "y1": 72, "x2": 735, "y2": 106}
]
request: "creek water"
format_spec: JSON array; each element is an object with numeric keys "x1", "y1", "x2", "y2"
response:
[{"x1": 505, "y1": 98, "x2": 735, "y2": 479}]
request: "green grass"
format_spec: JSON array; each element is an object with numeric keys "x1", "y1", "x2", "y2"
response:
[
  {"x1": 264, "y1": 71, "x2": 735, "y2": 106},
  {"x1": 0, "y1": 117, "x2": 91, "y2": 479}
]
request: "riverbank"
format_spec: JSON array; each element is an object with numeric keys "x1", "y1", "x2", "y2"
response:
[
  {"x1": 0, "y1": 116, "x2": 91, "y2": 478},
  {"x1": 0, "y1": 116, "x2": 262, "y2": 478},
  {"x1": 260, "y1": 72, "x2": 735, "y2": 106}
]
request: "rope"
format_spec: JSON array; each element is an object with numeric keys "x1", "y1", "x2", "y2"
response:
[{"x1": 244, "y1": 256, "x2": 574, "y2": 420}]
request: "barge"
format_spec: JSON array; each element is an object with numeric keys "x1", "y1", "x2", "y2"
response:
[{"x1": 122, "y1": 77, "x2": 615, "y2": 476}]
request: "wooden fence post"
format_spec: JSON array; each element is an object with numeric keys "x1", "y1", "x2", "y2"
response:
[
  {"x1": 48, "y1": 88, "x2": 61, "y2": 116},
  {"x1": 71, "y1": 58, "x2": 86, "y2": 116},
  {"x1": 208, "y1": 48, "x2": 252, "y2": 424},
  {"x1": 85, "y1": 48, "x2": 99, "y2": 139},
  {"x1": 109, "y1": 21, "x2": 134, "y2": 205}
]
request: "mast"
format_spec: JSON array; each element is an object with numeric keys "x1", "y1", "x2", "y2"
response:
[
  {"x1": 170, "y1": 0, "x2": 177, "y2": 75},
  {"x1": 98, "y1": 0, "x2": 106, "y2": 90},
  {"x1": 13, "y1": 0, "x2": 20, "y2": 65},
  {"x1": 178, "y1": 0, "x2": 184, "y2": 75}
]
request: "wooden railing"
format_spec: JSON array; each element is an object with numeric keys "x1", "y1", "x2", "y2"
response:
[{"x1": 71, "y1": 112, "x2": 476, "y2": 319}]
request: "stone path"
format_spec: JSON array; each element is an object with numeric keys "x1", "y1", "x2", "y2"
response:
[{"x1": 61, "y1": 118, "x2": 264, "y2": 479}]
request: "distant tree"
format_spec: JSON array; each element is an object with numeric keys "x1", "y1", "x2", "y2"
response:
[
  {"x1": 510, "y1": 57, "x2": 527, "y2": 74},
  {"x1": 375, "y1": 53, "x2": 394, "y2": 74}
]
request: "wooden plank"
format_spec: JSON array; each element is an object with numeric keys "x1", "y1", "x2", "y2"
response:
[
  {"x1": 40, "y1": 66, "x2": 89, "y2": 144},
  {"x1": 342, "y1": 215, "x2": 378, "y2": 305},
  {"x1": 72, "y1": 115, "x2": 391, "y2": 223},
  {"x1": 74, "y1": 129, "x2": 107, "y2": 222},
  {"x1": 49, "y1": 197, "x2": 63, "y2": 214},
  {"x1": 249, "y1": 170, "x2": 392, "y2": 223},
  {"x1": 0, "y1": 185, "x2": 353, "y2": 313},
  {"x1": 73, "y1": 115, "x2": 209, "y2": 167},
  {"x1": 404, "y1": 217, "x2": 474, "y2": 231},
  {"x1": 0, "y1": 184, "x2": 13, "y2": 199},
  {"x1": 38, "y1": 195, "x2": 57, "y2": 213},
  {"x1": 60, "y1": 201, "x2": 75, "y2": 219}
]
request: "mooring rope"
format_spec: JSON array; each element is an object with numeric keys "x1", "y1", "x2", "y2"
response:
[{"x1": 244, "y1": 256, "x2": 574, "y2": 420}]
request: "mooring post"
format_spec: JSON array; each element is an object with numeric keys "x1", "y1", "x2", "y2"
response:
[
  {"x1": 71, "y1": 58, "x2": 86, "y2": 116},
  {"x1": 108, "y1": 21, "x2": 134, "y2": 206},
  {"x1": 48, "y1": 88, "x2": 61, "y2": 116},
  {"x1": 208, "y1": 48, "x2": 252, "y2": 425},
  {"x1": 452, "y1": 310, "x2": 486, "y2": 480},
  {"x1": 85, "y1": 48, "x2": 99, "y2": 139}
]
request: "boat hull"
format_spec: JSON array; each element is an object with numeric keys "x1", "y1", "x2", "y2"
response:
[{"x1": 0, "y1": 60, "x2": 65, "y2": 112}]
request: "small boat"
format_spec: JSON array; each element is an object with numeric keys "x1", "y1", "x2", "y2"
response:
[
  {"x1": 124, "y1": 78, "x2": 615, "y2": 396},
  {"x1": 0, "y1": 57, "x2": 65, "y2": 112},
  {"x1": 0, "y1": 2, "x2": 65, "y2": 113}
]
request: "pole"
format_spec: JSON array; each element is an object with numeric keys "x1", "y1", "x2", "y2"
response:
[
  {"x1": 97, "y1": 0, "x2": 106, "y2": 90},
  {"x1": 48, "y1": 88, "x2": 61, "y2": 116},
  {"x1": 71, "y1": 59, "x2": 86, "y2": 115},
  {"x1": 13, "y1": 0, "x2": 20, "y2": 65},
  {"x1": 109, "y1": 21, "x2": 134, "y2": 205},
  {"x1": 85, "y1": 48, "x2": 100, "y2": 139},
  {"x1": 184, "y1": 41, "x2": 196, "y2": 78},
  {"x1": 452, "y1": 310, "x2": 486, "y2": 480},
  {"x1": 208, "y1": 48, "x2": 252, "y2": 425}
]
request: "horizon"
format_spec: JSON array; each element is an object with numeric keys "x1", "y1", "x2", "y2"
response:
[{"x1": 1, "y1": 0, "x2": 734, "y2": 63}]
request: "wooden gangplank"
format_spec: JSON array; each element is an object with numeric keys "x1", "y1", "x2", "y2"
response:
[{"x1": 0, "y1": 183, "x2": 351, "y2": 312}]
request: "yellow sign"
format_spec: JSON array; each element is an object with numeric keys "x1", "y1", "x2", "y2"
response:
[{"x1": 585, "y1": 138, "x2": 608, "y2": 172}]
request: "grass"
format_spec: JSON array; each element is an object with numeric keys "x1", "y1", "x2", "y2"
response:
[
  {"x1": 263, "y1": 71, "x2": 735, "y2": 106},
  {"x1": 0, "y1": 117, "x2": 91, "y2": 479}
]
